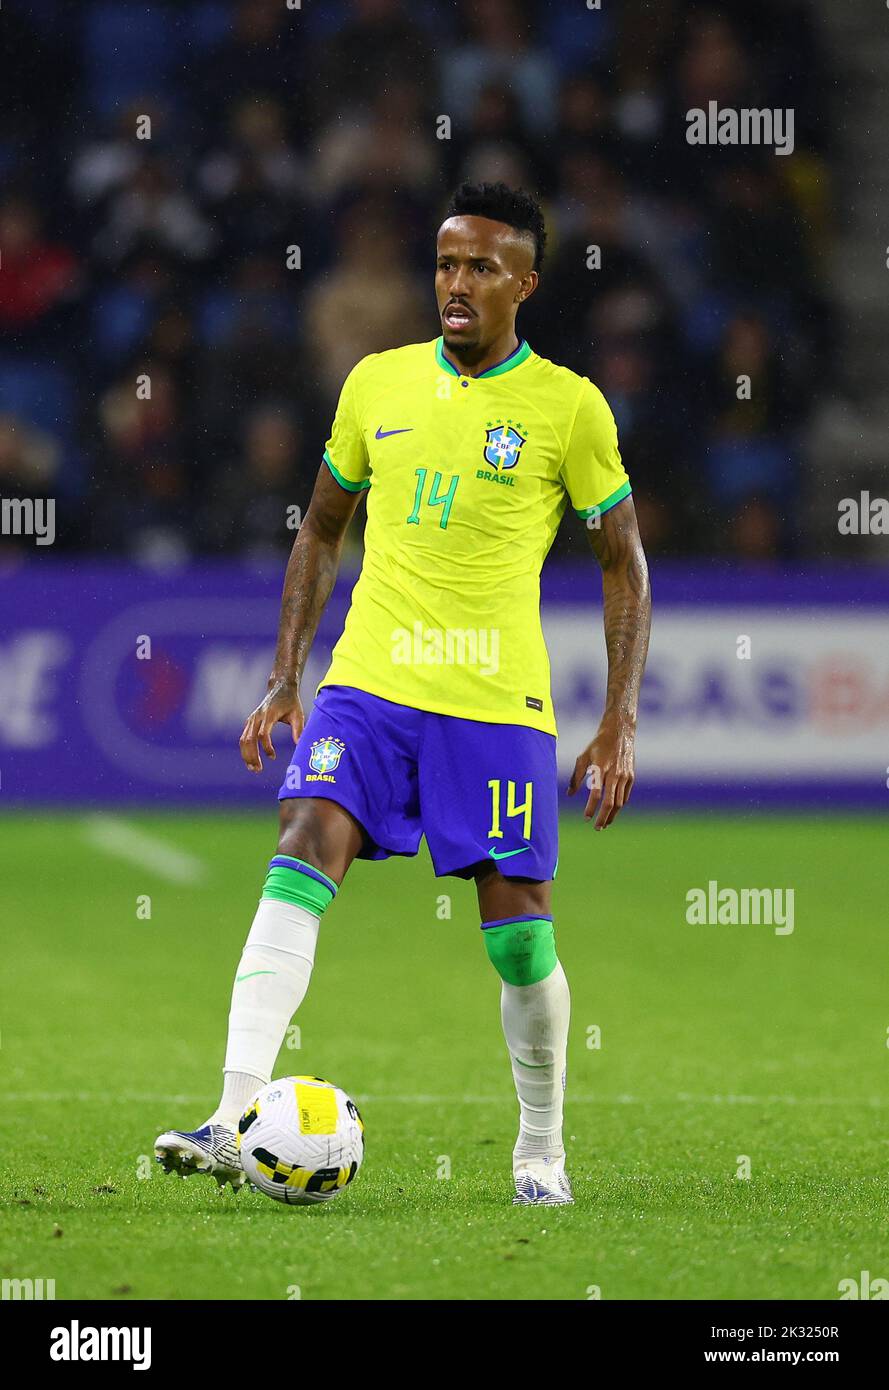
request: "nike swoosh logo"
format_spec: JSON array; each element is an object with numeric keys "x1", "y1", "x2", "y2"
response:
[
  {"x1": 236, "y1": 970, "x2": 276, "y2": 982},
  {"x1": 375, "y1": 426, "x2": 413, "y2": 439},
  {"x1": 488, "y1": 846, "x2": 531, "y2": 861}
]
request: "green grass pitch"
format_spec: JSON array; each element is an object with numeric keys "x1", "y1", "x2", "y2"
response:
[{"x1": 1, "y1": 811, "x2": 887, "y2": 1301}]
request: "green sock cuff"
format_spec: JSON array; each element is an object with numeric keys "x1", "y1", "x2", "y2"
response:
[
  {"x1": 481, "y1": 916, "x2": 557, "y2": 986},
  {"x1": 261, "y1": 857, "x2": 337, "y2": 916}
]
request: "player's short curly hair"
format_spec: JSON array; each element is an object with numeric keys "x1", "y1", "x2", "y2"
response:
[{"x1": 445, "y1": 181, "x2": 547, "y2": 272}]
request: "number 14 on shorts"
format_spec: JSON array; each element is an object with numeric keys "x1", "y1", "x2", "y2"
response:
[{"x1": 488, "y1": 779, "x2": 533, "y2": 842}]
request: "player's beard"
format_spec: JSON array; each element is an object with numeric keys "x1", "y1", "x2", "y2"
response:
[{"x1": 443, "y1": 326, "x2": 485, "y2": 361}]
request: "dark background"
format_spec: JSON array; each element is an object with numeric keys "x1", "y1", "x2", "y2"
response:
[{"x1": 0, "y1": 0, "x2": 874, "y2": 567}]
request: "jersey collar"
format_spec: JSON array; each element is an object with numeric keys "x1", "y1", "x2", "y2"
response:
[{"x1": 435, "y1": 335, "x2": 532, "y2": 379}]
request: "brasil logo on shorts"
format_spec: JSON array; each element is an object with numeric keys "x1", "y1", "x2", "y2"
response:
[
  {"x1": 307, "y1": 737, "x2": 346, "y2": 782},
  {"x1": 478, "y1": 421, "x2": 527, "y2": 488}
]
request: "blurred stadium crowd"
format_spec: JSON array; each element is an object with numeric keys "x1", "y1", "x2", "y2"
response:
[{"x1": 0, "y1": 0, "x2": 834, "y2": 563}]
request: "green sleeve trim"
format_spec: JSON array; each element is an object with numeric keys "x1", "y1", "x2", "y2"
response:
[
  {"x1": 324, "y1": 450, "x2": 370, "y2": 493},
  {"x1": 575, "y1": 480, "x2": 632, "y2": 520}
]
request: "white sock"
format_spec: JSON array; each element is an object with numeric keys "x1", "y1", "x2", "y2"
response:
[
  {"x1": 207, "y1": 898, "x2": 320, "y2": 1128},
  {"x1": 209, "y1": 1069, "x2": 265, "y2": 1129},
  {"x1": 500, "y1": 961, "x2": 570, "y2": 1166}
]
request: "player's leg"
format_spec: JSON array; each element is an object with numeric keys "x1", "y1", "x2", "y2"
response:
[
  {"x1": 420, "y1": 711, "x2": 571, "y2": 1204},
  {"x1": 213, "y1": 795, "x2": 364, "y2": 1126},
  {"x1": 156, "y1": 684, "x2": 422, "y2": 1188},
  {"x1": 154, "y1": 797, "x2": 363, "y2": 1188},
  {"x1": 209, "y1": 688, "x2": 419, "y2": 1140},
  {"x1": 475, "y1": 864, "x2": 573, "y2": 1206}
]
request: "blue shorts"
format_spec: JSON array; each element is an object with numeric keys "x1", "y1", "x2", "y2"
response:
[{"x1": 278, "y1": 685, "x2": 558, "y2": 881}]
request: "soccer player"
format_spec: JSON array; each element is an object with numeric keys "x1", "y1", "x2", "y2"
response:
[{"x1": 156, "y1": 182, "x2": 651, "y2": 1205}]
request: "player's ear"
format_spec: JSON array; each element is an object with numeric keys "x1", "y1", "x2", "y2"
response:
[{"x1": 517, "y1": 270, "x2": 539, "y2": 304}]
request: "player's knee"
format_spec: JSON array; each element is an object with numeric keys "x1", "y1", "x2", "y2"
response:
[
  {"x1": 481, "y1": 916, "x2": 557, "y2": 986},
  {"x1": 277, "y1": 799, "x2": 326, "y2": 863},
  {"x1": 277, "y1": 797, "x2": 364, "y2": 883}
]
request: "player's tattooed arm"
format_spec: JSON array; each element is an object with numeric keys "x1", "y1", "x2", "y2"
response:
[
  {"x1": 567, "y1": 496, "x2": 651, "y2": 828},
  {"x1": 239, "y1": 464, "x2": 363, "y2": 772}
]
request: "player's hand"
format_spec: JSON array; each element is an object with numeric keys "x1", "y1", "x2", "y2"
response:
[
  {"x1": 567, "y1": 718, "x2": 636, "y2": 830},
  {"x1": 239, "y1": 679, "x2": 304, "y2": 773}
]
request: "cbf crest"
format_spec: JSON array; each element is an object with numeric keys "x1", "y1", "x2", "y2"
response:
[
  {"x1": 308, "y1": 737, "x2": 346, "y2": 775},
  {"x1": 483, "y1": 419, "x2": 527, "y2": 471}
]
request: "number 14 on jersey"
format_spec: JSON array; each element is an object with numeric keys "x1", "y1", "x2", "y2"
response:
[{"x1": 406, "y1": 469, "x2": 459, "y2": 529}]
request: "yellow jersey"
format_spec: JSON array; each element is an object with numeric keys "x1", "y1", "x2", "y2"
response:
[{"x1": 318, "y1": 336, "x2": 631, "y2": 734}]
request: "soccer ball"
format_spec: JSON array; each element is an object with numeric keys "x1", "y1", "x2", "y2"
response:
[{"x1": 237, "y1": 1075, "x2": 365, "y2": 1205}]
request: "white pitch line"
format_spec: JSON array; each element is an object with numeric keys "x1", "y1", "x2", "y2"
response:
[
  {"x1": 5, "y1": 1091, "x2": 887, "y2": 1108},
  {"x1": 81, "y1": 815, "x2": 207, "y2": 885}
]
